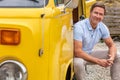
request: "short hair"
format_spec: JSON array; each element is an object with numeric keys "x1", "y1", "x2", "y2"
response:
[{"x1": 90, "y1": 2, "x2": 106, "y2": 14}]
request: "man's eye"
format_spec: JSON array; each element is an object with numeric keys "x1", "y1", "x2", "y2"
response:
[
  {"x1": 99, "y1": 13, "x2": 104, "y2": 16},
  {"x1": 94, "y1": 12, "x2": 98, "y2": 14}
]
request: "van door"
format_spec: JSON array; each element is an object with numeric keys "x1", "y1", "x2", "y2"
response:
[{"x1": 47, "y1": 0, "x2": 74, "y2": 80}]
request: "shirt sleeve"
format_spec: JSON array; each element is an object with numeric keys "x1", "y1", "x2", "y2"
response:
[
  {"x1": 101, "y1": 23, "x2": 110, "y2": 39},
  {"x1": 73, "y1": 23, "x2": 83, "y2": 41}
]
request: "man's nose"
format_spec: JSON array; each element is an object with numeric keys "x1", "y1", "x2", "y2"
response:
[{"x1": 96, "y1": 13, "x2": 100, "y2": 17}]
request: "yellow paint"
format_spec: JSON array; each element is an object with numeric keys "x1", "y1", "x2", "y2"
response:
[{"x1": 0, "y1": 0, "x2": 74, "y2": 80}]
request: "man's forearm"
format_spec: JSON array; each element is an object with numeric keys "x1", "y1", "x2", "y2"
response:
[
  {"x1": 109, "y1": 45, "x2": 117, "y2": 60},
  {"x1": 75, "y1": 49, "x2": 100, "y2": 64}
]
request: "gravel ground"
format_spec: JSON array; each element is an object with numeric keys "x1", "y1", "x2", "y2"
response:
[{"x1": 85, "y1": 41, "x2": 120, "y2": 80}]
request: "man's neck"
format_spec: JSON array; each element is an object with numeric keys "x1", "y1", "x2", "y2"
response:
[
  {"x1": 89, "y1": 19, "x2": 97, "y2": 29},
  {"x1": 91, "y1": 22, "x2": 97, "y2": 29}
]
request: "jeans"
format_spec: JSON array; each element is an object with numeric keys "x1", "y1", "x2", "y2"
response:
[{"x1": 74, "y1": 50, "x2": 120, "y2": 80}]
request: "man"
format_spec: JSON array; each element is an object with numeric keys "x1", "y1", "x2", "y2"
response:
[{"x1": 74, "y1": 2, "x2": 120, "y2": 80}]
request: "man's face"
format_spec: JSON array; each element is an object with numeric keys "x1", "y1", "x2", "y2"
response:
[{"x1": 90, "y1": 7, "x2": 104, "y2": 25}]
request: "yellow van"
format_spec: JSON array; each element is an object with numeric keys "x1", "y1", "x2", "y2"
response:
[
  {"x1": 0, "y1": 0, "x2": 96, "y2": 80},
  {"x1": 0, "y1": 0, "x2": 79, "y2": 80}
]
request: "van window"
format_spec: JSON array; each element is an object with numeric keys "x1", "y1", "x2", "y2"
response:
[
  {"x1": 0, "y1": 0, "x2": 48, "y2": 8},
  {"x1": 58, "y1": 0, "x2": 64, "y2": 4},
  {"x1": 55, "y1": 0, "x2": 70, "y2": 6}
]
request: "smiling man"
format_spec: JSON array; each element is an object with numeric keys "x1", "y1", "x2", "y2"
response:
[{"x1": 74, "y1": 2, "x2": 120, "y2": 80}]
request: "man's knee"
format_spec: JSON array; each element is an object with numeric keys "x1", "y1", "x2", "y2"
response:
[
  {"x1": 117, "y1": 50, "x2": 120, "y2": 57},
  {"x1": 74, "y1": 58, "x2": 85, "y2": 68},
  {"x1": 114, "y1": 50, "x2": 120, "y2": 63},
  {"x1": 115, "y1": 50, "x2": 120, "y2": 59}
]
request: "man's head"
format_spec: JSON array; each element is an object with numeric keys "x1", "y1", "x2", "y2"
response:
[
  {"x1": 89, "y1": 2, "x2": 106, "y2": 28},
  {"x1": 90, "y1": 2, "x2": 106, "y2": 14}
]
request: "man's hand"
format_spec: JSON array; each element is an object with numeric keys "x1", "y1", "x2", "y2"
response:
[
  {"x1": 107, "y1": 54, "x2": 114, "y2": 66},
  {"x1": 104, "y1": 37, "x2": 116, "y2": 66},
  {"x1": 97, "y1": 59, "x2": 111, "y2": 67}
]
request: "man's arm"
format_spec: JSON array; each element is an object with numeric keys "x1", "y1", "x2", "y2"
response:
[
  {"x1": 74, "y1": 40, "x2": 110, "y2": 67},
  {"x1": 74, "y1": 40, "x2": 98, "y2": 63},
  {"x1": 104, "y1": 37, "x2": 117, "y2": 63}
]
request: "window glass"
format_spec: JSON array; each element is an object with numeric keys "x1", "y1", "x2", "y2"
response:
[
  {"x1": 0, "y1": 0, "x2": 48, "y2": 8},
  {"x1": 55, "y1": 0, "x2": 66, "y2": 6},
  {"x1": 55, "y1": 0, "x2": 71, "y2": 6},
  {"x1": 58, "y1": 0, "x2": 64, "y2": 4}
]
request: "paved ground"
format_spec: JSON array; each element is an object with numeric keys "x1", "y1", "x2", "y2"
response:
[{"x1": 85, "y1": 41, "x2": 120, "y2": 80}]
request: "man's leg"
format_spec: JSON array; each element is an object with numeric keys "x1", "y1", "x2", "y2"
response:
[
  {"x1": 90, "y1": 50, "x2": 109, "y2": 59},
  {"x1": 74, "y1": 50, "x2": 110, "y2": 80},
  {"x1": 74, "y1": 58, "x2": 86, "y2": 80},
  {"x1": 91, "y1": 50, "x2": 120, "y2": 80},
  {"x1": 111, "y1": 51, "x2": 120, "y2": 80}
]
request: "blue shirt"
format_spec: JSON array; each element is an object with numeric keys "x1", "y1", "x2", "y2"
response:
[{"x1": 74, "y1": 18, "x2": 110, "y2": 54}]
